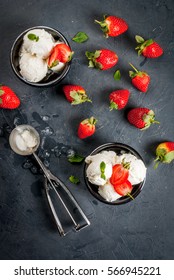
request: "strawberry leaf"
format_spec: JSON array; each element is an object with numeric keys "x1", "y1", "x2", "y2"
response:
[
  {"x1": 164, "y1": 151, "x2": 174, "y2": 163},
  {"x1": 109, "y1": 101, "x2": 118, "y2": 111},
  {"x1": 135, "y1": 35, "x2": 145, "y2": 43},
  {"x1": 68, "y1": 154, "x2": 85, "y2": 163},
  {"x1": 0, "y1": 89, "x2": 4, "y2": 96},
  {"x1": 88, "y1": 60, "x2": 94, "y2": 68},
  {"x1": 72, "y1": 32, "x2": 89, "y2": 43},
  {"x1": 114, "y1": 70, "x2": 121, "y2": 81},
  {"x1": 69, "y1": 175, "x2": 80, "y2": 184},
  {"x1": 0, "y1": 98, "x2": 2, "y2": 104}
]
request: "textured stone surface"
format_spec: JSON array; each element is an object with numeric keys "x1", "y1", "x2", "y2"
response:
[{"x1": 0, "y1": 0, "x2": 174, "y2": 260}]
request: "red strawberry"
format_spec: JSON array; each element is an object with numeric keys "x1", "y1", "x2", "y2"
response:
[
  {"x1": 114, "y1": 180, "x2": 133, "y2": 197},
  {"x1": 154, "y1": 142, "x2": 174, "y2": 168},
  {"x1": 77, "y1": 117, "x2": 97, "y2": 139},
  {"x1": 109, "y1": 89, "x2": 130, "y2": 110},
  {"x1": 135, "y1": 35, "x2": 163, "y2": 58},
  {"x1": 85, "y1": 49, "x2": 118, "y2": 70},
  {"x1": 129, "y1": 63, "x2": 150, "y2": 92},
  {"x1": 0, "y1": 85, "x2": 20, "y2": 109},
  {"x1": 127, "y1": 107, "x2": 159, "y2": 130},
  {"x1": 110, "y1": 162, "x2": 130, "y2": 186},
  {"x1": 62, "y1": 85, "x2": 91, "y2": 105},
  {"x1": 95, "y1": 15, "x2": 128, "y2": 38},
  {"x1": 48, "y1": 43, "x2": 73, "y2": 67}
]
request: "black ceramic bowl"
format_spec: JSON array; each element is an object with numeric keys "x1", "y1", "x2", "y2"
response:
[
  {"x1": 10, "y1": 26, "x2": 71, "y2": 87},
  {"x1": 84, "y1": 143, "x2": 146, "y2": 205}
]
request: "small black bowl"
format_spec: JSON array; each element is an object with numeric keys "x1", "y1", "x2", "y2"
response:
[
  {"x1": 10, "y1": 26, "x2": 71, "y2": 87},
  {"x1": 84, "y1": 143, "x2": 146, "y2": 205}
]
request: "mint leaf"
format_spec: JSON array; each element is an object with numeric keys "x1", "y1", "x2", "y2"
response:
[
  {"x1": 69, "y1": 175, "x2": 80, "y2": 184},
  {"x1": 72, "y1": 32, "x2": 89, "y2": 43},
  {"x1": 114, "y1": 70, "x2": 121, "y2": 81},
  {"x1": 100, "y1": 161, "x2": 106, "y2": 180},
  {"x1": 28, "y1": 33, "x2": 39, "y2": 42},
  {"x1": 68, "y1": 154, "x2": 84, "y2": 163}
]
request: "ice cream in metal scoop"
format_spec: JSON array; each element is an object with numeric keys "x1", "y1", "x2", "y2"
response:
[{"x1": 9, "y1": 125, "x2": 90, "y2": 236}]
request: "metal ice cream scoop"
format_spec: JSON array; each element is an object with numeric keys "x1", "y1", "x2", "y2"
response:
[{"x1": 9, "y1": 124, "x2": 90, "y2": 236}]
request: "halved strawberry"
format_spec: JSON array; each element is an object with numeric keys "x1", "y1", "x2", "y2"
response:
[
  {"x1": 62, "y1": 85, "x2": 91, "y2": 105},
  {"x1": 114, "y1": 180, "x2": 133, "y2": 197},
  {"x1": 48, "y1": 43, "x2": 73, "y2": 68},
  {"x1": 56, "y1": 43, "x2": 74, "y2": 63},
  {"x1": 110, "y1": 162, "x2": 130, "y2": 186},
  {"x1": 47, "y1": 45, "x2": 61, "y2": 68}
]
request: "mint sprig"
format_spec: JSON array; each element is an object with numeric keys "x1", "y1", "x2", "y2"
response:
[
  {"x1": 72, "y1": 32, "x2": 89, "y2": 43},
  {"x1": 100, "y1": 161, "x2": 106, "y2": 180},
  {"x1": 28, "y1": 33, "x2": 39, "y2": 42},
  {"x1": 114, "y1": 69, "x2": 121, "y2": 81},
  {"x1": 68, "y1": 154, "x2": 85, "y2": 163},
  {"x1": 69, "y1": 175, "x2": 80, "y2": 184}
]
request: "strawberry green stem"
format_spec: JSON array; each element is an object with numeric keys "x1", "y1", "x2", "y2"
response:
[
  {"x1": 94, "y1": 20, "x2": 101, "y2": 24},
  {"x1": 129, "y1": 63, "x2": 138, "y2": 73},
  {"x1": 127, "y1": 193, "x2": 134, "y2": 200}
]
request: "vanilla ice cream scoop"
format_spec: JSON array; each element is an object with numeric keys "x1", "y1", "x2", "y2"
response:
[
  {"x1": 15, "y1": 129, "x2": 38, "y2": 151},
  {"x1": 98, "y1": 181, "x2": 121, "y2": 202},
  {"x1": 23, "y1": 29, "x2": 55, "y2": 59},
  {"x1": 19, "y1": 53, "x2": 48, "y2": 82},
  {"x1": 85, "y1": 151, "x2": 117, "y2": 165},
  {"x1": 86, "y1": 160, "x2": 112, "y2": 186},
  {"x1": 115, "y1": 153, "x2": 146, "y2": 185},
  {"x1": 85, "y1": 151, "x2": 117, "y2": 186}
]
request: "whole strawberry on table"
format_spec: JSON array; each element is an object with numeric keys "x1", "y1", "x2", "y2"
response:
[
  {"x1": 127, "y1": 108, "x2": 159, "y2": 130},
  {"x1": 135, "y1": 35, "x2": 163, "y2": 58},
  {"x1": 129, "y1": 63, "x2": 150, "y2": 93},
  {"x1": 0, "y1": 85, "x2": 20, "y2": 109},
  {"x1": 78, "y1": 117, "x2": 97, "y2": 139},
  {"x1": 86, "y1": 49, "x2": 118, "y2": 70},
  {"x1": 62, "y1": 85, "x2": 91, "y2": 105},
  {"x1": 109, "y1": 89, "x2": 130, "y2": 110},
  {"x1": 95, "y1": 15, "x2": 128, "y2": 38},
  {"x1": 154, "y1": 142, "x2": 174, "y2": 168}
]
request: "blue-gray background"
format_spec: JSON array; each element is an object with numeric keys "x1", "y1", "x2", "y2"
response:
[{"x1": 0, "y1": 0, "x2": 174, "y2": 259}]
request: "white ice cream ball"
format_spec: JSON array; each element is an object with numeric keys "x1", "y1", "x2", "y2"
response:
[
  {"x1": 98, "y1": 181, "x2": 121, "y2": 202},
  {"x1": 19, "y1": 53, "x2": 48, "y2": 82},
  {"x1": 15, "y1": 129, "x2": 38, "y2": 152},
  {"x1": 86, "y1": 160, "x2": 112, "y2": 186},
  {"x1": 115, "y1": 153, "x2": 146, "y2": 185},
  {"x1": 23, "y1": 29, "x2": 55, "y2": 59},
  {"x1": 85, "y1": 150, "x2": 117, "y2": 165}
]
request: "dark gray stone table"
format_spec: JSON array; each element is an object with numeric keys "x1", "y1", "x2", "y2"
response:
[{"x1": 0, "y1": 0, "x2": 174, "y2": 260}]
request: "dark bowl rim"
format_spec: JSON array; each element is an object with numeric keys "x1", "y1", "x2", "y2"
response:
[
  {"x1": 84, "y1": 142, "x2": 146, "y2": 205},
  {"x1": 10, "y1": 25, "x2": 71, "y2": 87}
]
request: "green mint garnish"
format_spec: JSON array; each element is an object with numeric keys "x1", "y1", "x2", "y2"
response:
[
  {"x1": 114, "y1": 69, "x2": 121, "y2": 81},
  {"x1": 72, "y1": 32, "x2": 89, "y2": 43},
  {"x1": 69, "y1": 175, "x2": 80, "y2": 184},
  {"x1": 100, "y1": 161, "x2": 106, "y2": 180},
  {"x1": 68, "y1": 154, "x2": 85, "y2": 163},
  {"x1": 28, "y1": 33, "x2": 39, "y2": 42}
]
